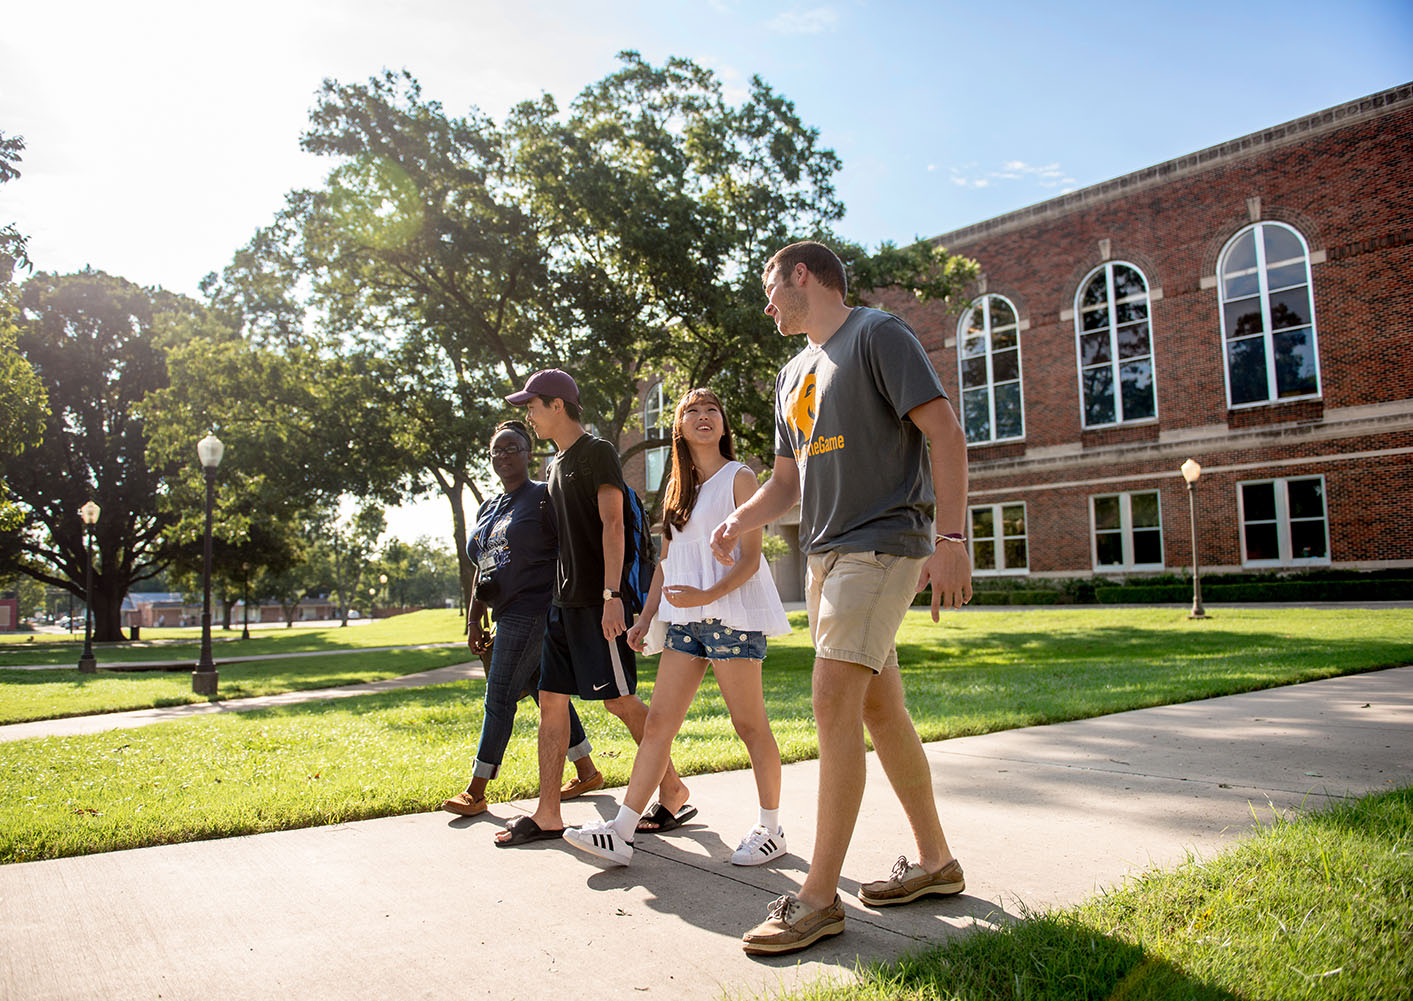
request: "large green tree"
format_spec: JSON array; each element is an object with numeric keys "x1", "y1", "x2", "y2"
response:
[{"x1": 3, "y1": 271, "x2": 202, "y2": 640}]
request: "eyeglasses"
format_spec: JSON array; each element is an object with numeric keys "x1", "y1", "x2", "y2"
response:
[{"x1": 490, "y1": 445, "x2": 526, "y2": 458}]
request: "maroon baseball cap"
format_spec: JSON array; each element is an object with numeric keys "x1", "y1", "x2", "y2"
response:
[{"x1": 505, "y1": 368, "x2": 580, "y2": 407}]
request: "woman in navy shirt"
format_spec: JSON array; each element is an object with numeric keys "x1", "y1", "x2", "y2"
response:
[{"x1": 442, "y1": 421, "x2": 602, "y2": 816}]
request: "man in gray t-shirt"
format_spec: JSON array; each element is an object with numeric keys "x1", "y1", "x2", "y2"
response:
[
  {"x1": 774, "y1": 305, "x2": 944, "y2": 559},
  {"x1": 713, "y1": 241, "x2": 972, "y2": 957}
]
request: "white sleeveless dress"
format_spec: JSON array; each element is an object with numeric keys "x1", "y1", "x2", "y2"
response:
[{"x1": 657, "y1": 460, "x2": 792, "y2": 637}]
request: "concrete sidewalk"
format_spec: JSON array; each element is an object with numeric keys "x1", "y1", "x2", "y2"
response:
[
  {"x1": 2, "y1": 666, "x2": 1409, "y2": 1001},
  {"x1": 0, "y1": 661, "x2": 486, "y2": 743}
]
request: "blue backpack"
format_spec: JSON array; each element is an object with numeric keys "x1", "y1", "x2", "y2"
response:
[{"x1": 621, "y1": 485, "x2": 657, "y2": 615}]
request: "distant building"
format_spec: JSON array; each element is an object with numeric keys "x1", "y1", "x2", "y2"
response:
[{"x1": 859, "y1": 83, "x2": 1413, "y2": 582}]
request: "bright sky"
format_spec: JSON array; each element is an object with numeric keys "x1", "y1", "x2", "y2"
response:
[{"x1": 4, "y1": 0, "x2": 1410, "y2": 544}]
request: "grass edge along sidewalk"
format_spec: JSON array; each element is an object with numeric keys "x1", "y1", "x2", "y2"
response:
[{"x1": 762, "y1": 786, "x2": 1413, "y2": 1001}]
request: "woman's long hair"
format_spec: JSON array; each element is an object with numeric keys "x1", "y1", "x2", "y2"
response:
[{"x1": 661, "y1": 388, "x2": 735, "y2": 540}]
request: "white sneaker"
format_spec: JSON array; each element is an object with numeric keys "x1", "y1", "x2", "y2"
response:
[
  {"x1": 563, "y1": 820, "x2": 634, "y2": 866},
  {"x1": 731, "y1": 824, "x2": 787, "y2": 866}
]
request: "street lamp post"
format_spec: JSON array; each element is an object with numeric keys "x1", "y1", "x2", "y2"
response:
[
  {"x1": 77, "y1": 501, "x2": 101, "y2": 673},
  {"x1": 1181, "y1": 458, "x2": 1207, "y2": 620},
  {"x1": 192, "y1": 434, "x2": 224, "y2": 695},
  {"x1": 378, "y1": 573, "x2": 388, "y2": 616},
  {"x1": 241, "y1": 562, "x2": 250, "y2": 640}
]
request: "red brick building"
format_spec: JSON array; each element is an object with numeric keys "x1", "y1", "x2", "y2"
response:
[{"x1": 874, "y1": 83, "x2": 1413, "y2": 582}]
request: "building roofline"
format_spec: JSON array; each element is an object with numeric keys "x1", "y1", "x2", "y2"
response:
[{"x1": 931, "y1": 81, "x2": 1413, "y2": 249}]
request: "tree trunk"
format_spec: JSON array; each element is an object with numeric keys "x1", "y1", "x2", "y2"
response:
[{"x1": 93, "y1": 587, "x2": 125, "y2": 643}]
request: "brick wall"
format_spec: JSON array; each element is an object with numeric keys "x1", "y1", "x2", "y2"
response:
[{"x1": 873, "y1": 87, "x2": 1413, "y2": 576}]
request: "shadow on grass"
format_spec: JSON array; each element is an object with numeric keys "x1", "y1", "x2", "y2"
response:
[{"x1": 843, "y1": 911, "x2": 1240, "y2": 1001}]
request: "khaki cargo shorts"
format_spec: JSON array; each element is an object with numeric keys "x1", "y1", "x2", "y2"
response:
[{"x1": 805, "y1": 550, "x2": 925, "y2": 673}]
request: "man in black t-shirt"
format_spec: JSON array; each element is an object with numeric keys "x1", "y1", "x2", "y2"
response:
[{"x1": 493, "y1": 369, "x2": 689, "y2": 847}]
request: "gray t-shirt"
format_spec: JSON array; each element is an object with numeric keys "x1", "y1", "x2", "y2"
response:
[{"x1": 774, "y1": 307, "x2": 947, "y2": 557}]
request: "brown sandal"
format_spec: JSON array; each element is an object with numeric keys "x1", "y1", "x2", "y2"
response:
[
  {"x1": 561, "y1": 770, "x2": 604, "y2": 799},
  {"x1": 441, "y1": 792, "x2": 488, "y2": 816}
]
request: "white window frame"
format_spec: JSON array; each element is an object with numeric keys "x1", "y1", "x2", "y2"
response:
[
  {"x1": 1089, "y1": 490, "x2": 1164, "y2": 571},
  {"x1": 956, "y1": 294, "x2": 1025, "y2": 445},
  {"x1": 1073, "y1": 262, "x2": 1159, "y2": 428},
  {"x1": 1217, "y1": 221, "x2": 1321, "y2": 409},
  {"x1": 643, "y1": 381, "x2": 669, "y2": 493},
  {"x1": 1237, "y1": 474, "x2": 1331, "y2": 567},
  {"x1": 969, "y1": 502, "x2": 1029, "y2": 576}
]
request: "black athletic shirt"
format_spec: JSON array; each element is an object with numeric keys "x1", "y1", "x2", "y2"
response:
[{"x1": 545, "y1": 434, "x2": 627, "y2": 607}]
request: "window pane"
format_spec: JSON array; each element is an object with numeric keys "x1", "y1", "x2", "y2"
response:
[
  {"x1": 1082, "y1": 274, "x2": 1107, "y2": 309},
  {"x1": 1266, "y1": 261, "x2": 1308, "y2": 291},
  {"x1": 1242, "y1": 482, "x2": 1276, "y2": 521},
  {"x1": 1268, "y1": 287, "x2": 1311, "y2": 330},
  {"x1": 1112, "y1": 265, "x2": 1146, "y2": 300},
  {"x1": 1084, "y1": 367, "x2": 1115, "y2": 425},
  {"x1": 1245, "y1": 523, "x2": 1280, "y2": 561},
  {"x1": 963, "y1": 389, "x2": 990, "y2": 443},
  {"x1": 992, "y1": 327, "x2": 1017, "y2": 351},
  {"x1": 1093, "y1": 496, "x2": 1120, "y2": 530},
  {"x1": 971, "y1": 507, "x2": 995, "y2": 540},
  {"x1": 963, "y1": 334, "x2": 987, "y2": 357},
  {"x1": 965, "y1": 313, "x2": 985, "y2": 339},
  {"x1": 1262, "y1": 224, "x2": 1305, "y2": 269},
  {"x1": 992, "y1": 348, "x2": 1019, "y2": 383},
  {"x1": 1120, "y1": 361, "x2": 1156, "y2": 420},
  {"x1": 1132, "y1": 528, "x2": 1162, "y2": 565},
  {"x1": 1096, "y1": 532, "x2": 1124, "y2": 565},
  {"x1": 1222, "y1": 230, "x2": 1259, "y2": 299},
  {"x1": 990, "y1": 298, "x2": 1016, "y2": 329},
  {"x1": 1115, "y1": 300, "x2": 1148, "y2": 325},
  {"x1": 1130, "y1": 491, "x2": 1160, "y2": 527},
  {"x1": 1116, "y1": 321, "x2": 1150, "y2": 358},
  {"x1": 1081, "y1": 330, "x2": 1110, "y2": 366},
  {"x1": 1224, "y1": 297, "x2": 1264, "y2": 338},
  {"x1": 1003, "y1": 538, "x2": 1028, "y2": 569},
  {"x1": 1081, "y1": 306, "x2": 1110, "y2": 332},
  {"x1": 1228, "y1": 338, "x2": 1269, "y2": 405},
  {"x1": 972, "y1": 540, "x2": 996, "y2": 571},
  {"x1": 1290, "y1": 520, "x2": 1327, "y2": 559},
  {"x1": 1273, "y1": 328, "x2": 1318, "y2": 397},
  {"x1": 1287, "y1": 478, "x2": 1325, "y2": 519},
  {"x1": 645, "y1": 447, "x2": 666, "y2": 491},
  {"x1": 995, "y1": 382, "x2": 1023, "y2": 439},
  {"x1": 961, "y1": 354, "x2": 989, "y2": 388},
  {"x1": 1001, "y1": 504, "x2": 1026, "y2": 536}
]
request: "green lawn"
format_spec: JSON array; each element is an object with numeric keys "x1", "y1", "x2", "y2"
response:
[
  {"x1": 775, "y1": 786, "x2": 1413, "y2": 1001},
  {"x1": 0, "y1": 609, "x2": 467, "y2": 666},
  {"x1": 1, "y1": 606, "x2": 1409, "y2": 863},
  {"x1": 0, "y1": 646, "x2": 473, "y2": 724}
]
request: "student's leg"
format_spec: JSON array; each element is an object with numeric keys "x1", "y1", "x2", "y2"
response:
[
  {"x1": 713, "y1": 658, "x2": 781, "y2": 812},
  {"x1": 602, "y1": 691, "x2": 692, "y2": 811},
  {"x1": 618, "y1": 649, "x2": 708, "y2": 814},
  {"x1": 465, "y1": 613, "x2": 539, "y2": 803},
  {"x1": 796, "y1": 655, "x2": 873, "y2": 912},
  {"x1": 526, "y1": 691, "x2": 597, "y2": 783},
  {"x1": 862, "y1": 665, "x2": 954, "y2": 872}
]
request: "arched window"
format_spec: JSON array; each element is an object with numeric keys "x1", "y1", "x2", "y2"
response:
[
  {"x1": 1075, "y1": 263, "x2": 1156, "y2": 427},
  {"x1": 957, "y1": 295, "x2": 1024, "y2": 444},
  {"x1": 643, "y1": 381, "x2": 669, "y2": 493},
  {"x1": 1218, "y1": 222, "x2": 1320, "y2": 406}
]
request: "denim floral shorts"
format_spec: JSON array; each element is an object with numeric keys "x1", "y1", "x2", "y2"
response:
[{"x1": 664, "y1": 619, "x2": 767, "y2": 660}]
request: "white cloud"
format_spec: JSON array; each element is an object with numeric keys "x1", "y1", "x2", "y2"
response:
[
  {"x1": 942, "y1": 158, "x2": 1077, "y2": 193},
  {"x1": 766, "y1": 5, "x2": 840, "y2": 34}
]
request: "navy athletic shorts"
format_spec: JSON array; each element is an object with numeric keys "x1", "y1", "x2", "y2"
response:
[{"x1": 539, "y1": 603, "x2": 638, "y2": 700}]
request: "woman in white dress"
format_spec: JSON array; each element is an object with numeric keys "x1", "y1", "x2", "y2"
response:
[{"x1": 564, "y1": 388, "x2": 792, "y2": 867}]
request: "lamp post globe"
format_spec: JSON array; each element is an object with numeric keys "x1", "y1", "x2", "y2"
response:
[
  {"x1": 192, "y1": 434, "x2": 224, "y2": 695},
  {"x1": 77, "y1": 501, "x2": 101, "y2": 673},
  {"x1": 1182, "y1": 459, "x2": 1208, "y2": 619}
]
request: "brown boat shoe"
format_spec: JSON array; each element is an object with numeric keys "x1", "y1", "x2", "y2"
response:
[
  {"x1": 741, "y1": 893, "x2": 845, "y2": 955},
  {"x1": 858, "y1": 855, "x2": 965, "y2": 907},
  {"x1": 440, "y1": 792, "x2": 488, "y2": 817}
]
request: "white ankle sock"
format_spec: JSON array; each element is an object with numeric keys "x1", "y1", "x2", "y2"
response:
[
  {"x1": 758, "y1": 807, "x2": 780, "y2": 832},
  {"x1": 612, "y1": 805, "x2": 641, "y2": 842}
]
